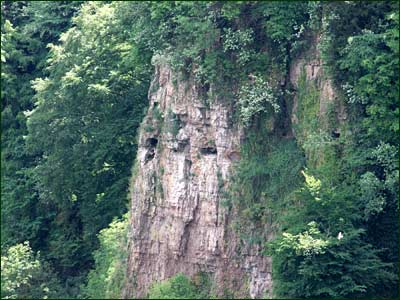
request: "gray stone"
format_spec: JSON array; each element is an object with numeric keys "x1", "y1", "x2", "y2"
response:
[{"x1": 123, "y1": 63, "x2": 271, "y2": 299}]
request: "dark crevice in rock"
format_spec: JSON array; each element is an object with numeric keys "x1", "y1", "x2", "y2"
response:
[
  {"x1": 144, "y1": 138, "x2": 158, "y2": 163},
  {"x1": 179, "y1": 193, "x2": 200, "y2": 256},
  {"x1": 200, "y1": 147, "x2": 217, "y2": 155},
  {"x1": 145, "y1": 149, "x2": 155, "y2": 163},
  {"x1": 146, "y1": 137, "x2": 158, "y2": 147},
  {"x1": 172, "y1": 140, "x2": 188, "y2": 153},
  {"x1": 331, "y1": 130, "x2": 340, "y2": 139}
]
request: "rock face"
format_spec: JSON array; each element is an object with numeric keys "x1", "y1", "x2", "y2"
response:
[
  {"x1": 289, "y1": 34, "x2": 346, "y2": 133},
  {"x1": 123, "y1": 64, "x2": 272, "y2": 299}
]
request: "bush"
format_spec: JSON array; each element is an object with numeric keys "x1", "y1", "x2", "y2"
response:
[
  {"x1": 229, "y1": 125, "x2": 305, "y2": 244},
  {"x1": 148, "y1": 273, "x2": 210, "y2": 299},
  {"x1": 237, "y1": 75, "x2": 280, "y2": 127},
  {"x1": 1, "y1": 242, "x2": 62, "y2": 299},
  {"x1": 82, "y1": 214, "x2": 128, "y2": 299}
]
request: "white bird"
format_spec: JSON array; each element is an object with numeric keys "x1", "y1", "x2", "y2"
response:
[{"x1": 337, "y1": 232, "x2": 343, "y2": 240}]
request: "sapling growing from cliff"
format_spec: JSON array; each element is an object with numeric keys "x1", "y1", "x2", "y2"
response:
[{"x1": 237, "y1": 75, "x2": 280, "y2": 127}]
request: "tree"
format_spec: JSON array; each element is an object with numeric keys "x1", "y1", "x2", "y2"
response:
[
  {"x1": 1, "y1": 242, "x2": 63, "y2": 299},
  {"x1": 148, "y1": 273, "x2": 205, "y2": 299},
  {"x1": 266, "y1": 2, "x2": 399, "y2": 298},
  {"x1": 82, "y1": 214, "x2": 128, "y2": 299},
  {"x1": 1, "y1": 1, "x2": 82, "y2": 250},
  {"x1": 267, "y1": 172, "x2": 396, "y2": 298},
  {"x1": 25, "y1": 1, "x2": 151, "y2": 281}
]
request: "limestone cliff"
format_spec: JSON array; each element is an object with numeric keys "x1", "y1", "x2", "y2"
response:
[
  {"x1": 122, "y1": 64, "x2": 271, "y2": 299},
  {"x1": 123, "y1": 33, "x2": 342, "y2": 299},
  {"x1": 289, "y1": 34, "x2": 346, "y2": 136}
]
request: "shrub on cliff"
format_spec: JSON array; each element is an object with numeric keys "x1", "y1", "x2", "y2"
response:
[
  {"x1": 81, "y1": 214, "x2": 128, "y2": 299},
  {"x1": 148, "y1": 273, "x2": 210, "y2": 299}
]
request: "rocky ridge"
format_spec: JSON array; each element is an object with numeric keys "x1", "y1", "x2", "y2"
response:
[
  {"x1": 123, "y1": 63, "x2": 271, "y2": 299},
  {"x1": 123, "y1": 34, "x2": 341, "y2": 298}
]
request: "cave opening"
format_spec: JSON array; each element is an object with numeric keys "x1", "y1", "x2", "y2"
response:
[{"x1": 200, "y1": 147, "x2": 217, "y2": 155}]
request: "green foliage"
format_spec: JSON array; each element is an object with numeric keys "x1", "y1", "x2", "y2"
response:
[
  {"x1": 261, "y1": 2, "x2": 308, "y2": 44},
  {"x1": 152, "y1": 105, "x2": 164, "y2": 123},
  {"x1": 267, "y1": 173, "x2": 396, "y2": 298},
  {"x1": 293, "y1": 69, "x2": 320, "y2": 138},
  {"x1": 24, "y1": 2, "x2": 151, "y2": 281},
  {"x1": 116, "y1": 1, "x2": 311, "y2": 103},
  {"x1": 82, "y1": 214, "x2": 128, "y2": 299},
  {"x1": 229, "y1": 120, "x2": 305, "y2": 243},
  {"x1": 148, "y1": 273, "x2": 211, "y2": 299},
  {"x1": 339, "y1": 17, "x2": 399, "y2": 143},
  {"x1": 269, "y1": 227, "x2": 396, "y2": 298},
  {"x1": 293, "y1": 67, "x2": 339, "y2": 175},
  {"x1": 220, "y1": 3, "x2": 399, "y2": 299},
  {"x1": 237, "y1": 75, "x2": 279, "y2": 127},
  {"x1": 271, "y1": 221, "x2": 329, "y2": 257},
  {"x1": 267, "y1": 15, "x2": 400, "y2": 291},
  {"x1": 165, "y1": 109, "x2": 181, "y2": 137},
  {"x1": 2, "y1": 2, "x2": 149, "y2": 296},
  {"x1": 192, "y1": 272, "x2": 213, "y2": 299},
  {"x1": 1, "y1": 9, "x2": 42, "y2": 250},
  {"x1": 359, "y1": 171, "x2": 386, "y2": 220},
  {"x1": 21, "y1": 1, "x2": 82, "y2": 46},
  {"x1": 1, "y1": 242, "x2": 63, "y2": 299},
  {"x1": 222, "y1": 28, "x2": 254, "y2": 66},
  {"x1": 1, "y1": 0, "x2": 82, "y2": 251},
  {"x1": 1, "y1": 242, "x2": 41, "y2": 299},
  {"x1": 261, "y1": 1, "x2": 309, "y2": 64},
  {"x1": 315, "y1": 3, "x2": 399, "y2": 297},
  {"x1": 1, "y1": 2, "x2": 398, "y2": 299}
]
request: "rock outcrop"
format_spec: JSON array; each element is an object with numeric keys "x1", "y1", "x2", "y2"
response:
[
  {"x1": 289, "y1": 34, "x2": 346, "y2": 130},
  {"x1": 123, "y1": 63, "x2": 272, "y2": 299}
]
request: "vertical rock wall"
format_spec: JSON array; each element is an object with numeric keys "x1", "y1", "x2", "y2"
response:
[
  {"x1": 289, "y1": 34, "x2": 346, "y2": 129},
  {"x1": 123, "y1": 64, "x2": 272, "y2": 299}
]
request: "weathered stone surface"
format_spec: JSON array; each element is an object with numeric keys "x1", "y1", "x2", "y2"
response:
[
  {"x1": 123, "y1": 63, "x2": 271, "y2": 299},
  {"x1": 290, "y1": 34, "x2": 347, "y2": 131}
]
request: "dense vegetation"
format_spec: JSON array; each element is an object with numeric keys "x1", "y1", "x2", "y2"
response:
[
  {"x1": 1, "y1": 1, "x2": 398, "y2": 299},
  {"x1": 1, "y1": 1, "x2": 150, "y2": 297}
]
